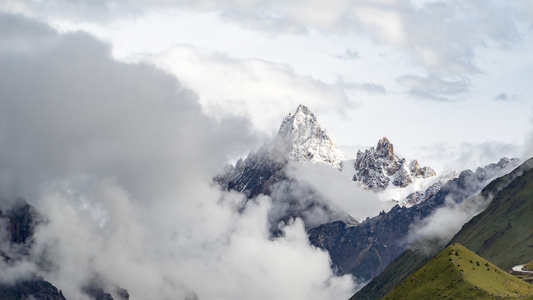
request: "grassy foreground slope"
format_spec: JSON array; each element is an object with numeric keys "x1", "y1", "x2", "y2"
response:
[
  {"x1": 382, "y1": 244, "x2": 533, "y2": 300},
  {"x1": 451, "y1": 165, "x2": 533, "y2": 269}
]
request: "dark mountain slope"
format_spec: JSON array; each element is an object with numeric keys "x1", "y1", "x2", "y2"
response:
[{"x1": 0, "y1": 278, "x2": 66, "y2": 300}]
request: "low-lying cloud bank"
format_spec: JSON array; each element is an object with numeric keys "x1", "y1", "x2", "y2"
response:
[
  {"x1": 289, "y1": 162, "x2": 395, "y2": 222},
  {"x1": 30, "y1": 181, "x2": 356, "y2": 300},
  {"x1": 404, "y1": 159, "x2": 521, "y2": 247},
  {"x1": 0, "y1": 13, "x2": 356, "y2": 299}
]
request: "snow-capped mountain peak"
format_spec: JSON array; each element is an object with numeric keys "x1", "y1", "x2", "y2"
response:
[{"x1": 274, "y1": 105, "x2": 346, "y2": 168}]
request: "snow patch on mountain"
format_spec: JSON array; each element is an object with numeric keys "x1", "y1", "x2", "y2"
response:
[{"x1": 378, "y1": 170, "x2": 461, "y2": 206}]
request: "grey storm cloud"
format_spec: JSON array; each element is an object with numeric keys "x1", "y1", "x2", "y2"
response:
[
  {"x1": 0, "y1": 12, "x2": 260, "y2": 200},
  {"x1": 0, "y1": 13, "x2": 356, "y2": 300}
]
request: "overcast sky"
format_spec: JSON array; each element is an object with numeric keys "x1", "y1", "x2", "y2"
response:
[
  {"x1": 2, "y1": 0, "x2": 532, "y2": 173},
  {"x1": 1, "y1": 2, "x2": 533, "y2": 299}
]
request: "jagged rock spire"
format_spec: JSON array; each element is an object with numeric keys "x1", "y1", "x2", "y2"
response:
[
  {"x1": 275, "y1": 105, "x2": 346, "y2": 168},
  {"x1": 353, "y1": 137, "x2": 436, "y2": 191},
  {"x1": 376, "y1": 137, "x2": 394, "y2": 158}
]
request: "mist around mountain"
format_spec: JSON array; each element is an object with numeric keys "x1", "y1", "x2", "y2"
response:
[
  {"x1": 0, "y1": 83, "x2": 526, "y2": 299},
  {"x1": 0, "y1": 198, "x2": 130, "y2": 299},
  {"x1": 216, "y1": 104, "x2": 527, "y2": 292},
  {"x1": 0, "y1": 199, "x2": 65, "y2": 300},
  {"x1": 216, "y1": 105, "x2": 456, "y2": 230},
  {"x1": 0, "y1": 17, "x2": 360, "y2": 300},
  {"x1": 1, "y1": 8, "x2": 530, "y2": 300},
  {"x1": 0, "y1": 97, "x2": 525, "y2": 299}
]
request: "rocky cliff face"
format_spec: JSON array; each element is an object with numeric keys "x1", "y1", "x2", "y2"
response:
[
  {"x1": 308, "y1": 158, "x2": 519, "y2": 280},
  {"x1": 353, "y1": 137, "x2": 436, "y2": 191}
]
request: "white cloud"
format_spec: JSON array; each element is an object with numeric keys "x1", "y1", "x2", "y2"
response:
[
  {"x1": 416, "y1": 142, "x2": 524, "y2": 174},
  {"x1": 0, "y1": 14, "x2": 357, "y2": 299},
  {"x1": 405, "y1": 194, "x2": 492, "y2": 245},
  {"x1": 144, "y1": 45, "x2": 351, "y2": 134},
  {"x1": 288, "y1": 162, "x2": 395, "y2": 222},
  {"x1": 31, "y1": 179, "x2": 357, "y2": 300}
]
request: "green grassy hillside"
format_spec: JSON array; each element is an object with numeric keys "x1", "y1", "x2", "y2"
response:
[
  {"x1": 382, "y1": 244, "x2": 533, "y2": 300},
  {"x1": 451, "y1": 166, "x2": 533, "y2": 269}
]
